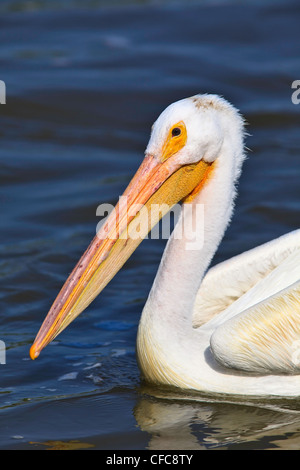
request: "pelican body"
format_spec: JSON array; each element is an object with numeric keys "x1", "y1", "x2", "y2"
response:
[{"x1": 30, "y1": 95, "x2": 300, "y2": 397}]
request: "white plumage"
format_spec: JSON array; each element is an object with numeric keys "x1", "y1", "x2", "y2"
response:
[{"x1": 137, "y1": 95, "x2": 300, "y2": 396}]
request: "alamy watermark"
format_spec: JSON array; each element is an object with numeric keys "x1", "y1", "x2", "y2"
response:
[
  {"x1": 0, "y1": 341, "x2": 6, "y2": 364},
  {"x1": 96, "y1": 198, "x2": 205, "y2": 251},
  {"x1": 0, "y1": 80, "x2": 6, "y2": 104},
  {"x1": 0, "y1": 84, "x2": 8, "y2": 361},
  {"x1": 291, "y1": 80, "x2": 300, "y2": 105}
]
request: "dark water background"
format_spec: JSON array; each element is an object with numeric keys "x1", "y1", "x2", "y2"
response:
[{"x1": 1, "y1": 0, "x2": 300, "y2": 450}]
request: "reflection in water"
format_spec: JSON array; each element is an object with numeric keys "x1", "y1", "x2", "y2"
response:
[
  {"x1": 135, "y1": 384, "x2": 300, "y2": 450},
  {"x1": 30, "y1": 439, "x2": 95, "y2": 450}
]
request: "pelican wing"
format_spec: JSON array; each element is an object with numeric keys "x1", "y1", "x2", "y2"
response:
[
  {"x1": 209, "y1": 251, "x2": 300, "y2": 375},
  {"x1": 193, "y1": 229, "x2": 300, "y2": 327}
]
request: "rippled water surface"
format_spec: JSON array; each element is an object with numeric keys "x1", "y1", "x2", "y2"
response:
[{"x1": 1, "y1": 0, "x2": 300, "y2": 450}]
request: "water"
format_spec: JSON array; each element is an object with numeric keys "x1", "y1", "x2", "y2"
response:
[{"x1": 1, "y1": 0, "x2": 300, "y2": 450}]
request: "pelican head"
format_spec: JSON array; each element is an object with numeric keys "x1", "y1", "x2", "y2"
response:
[{"x1": 30, "y1": 94, "x2": 244, "y2": 360}]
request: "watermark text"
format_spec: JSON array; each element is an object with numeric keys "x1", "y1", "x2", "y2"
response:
[
  {"x1": 0, "y1": 341, "x2": 6, "y2": 364},
  {"x1": 291, "y1": 80, "x2": 300, "y2": 105},
  {"x1": 96, "y1": 198, "x2": 205, "y2": 251},
  {"x1": 0, "y1": 80, "x2": 6, "y2": 104}
]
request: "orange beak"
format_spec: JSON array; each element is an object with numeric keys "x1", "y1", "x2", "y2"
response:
[{"x1": 30, "y1": 149, "x2": 212, "y2": 360}]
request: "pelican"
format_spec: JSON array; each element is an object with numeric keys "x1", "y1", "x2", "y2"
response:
[{"x1": 30, "y1": 94, "x2": 300, "y2": 397}]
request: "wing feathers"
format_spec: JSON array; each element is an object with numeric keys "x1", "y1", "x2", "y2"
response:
[
  {"x1": 210, "y1": 280, "x2": 300, "y2": 375},
  {"x1": 193, "y1": 229, "x2": 300, "y2": 327}
]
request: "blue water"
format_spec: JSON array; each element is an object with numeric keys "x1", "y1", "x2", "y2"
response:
[{"x1": 1, "y1": 0, "x2": 300, "y2": 450}]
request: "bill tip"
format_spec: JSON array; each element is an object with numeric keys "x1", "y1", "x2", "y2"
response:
[{"x1": 29, "y1": 344, "x2": 40, "y2": 360}]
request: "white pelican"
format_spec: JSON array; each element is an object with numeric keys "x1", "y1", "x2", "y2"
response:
[{"x1": 30, "y1": 94, "x2": 300, "y2": 397}]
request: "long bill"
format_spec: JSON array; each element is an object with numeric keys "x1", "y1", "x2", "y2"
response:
[{"x1": 30, "y1": 153, "x2": 212, "y2": 360}]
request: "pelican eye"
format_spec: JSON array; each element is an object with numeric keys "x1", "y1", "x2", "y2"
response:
[
  {"x1": 161, "y1": 121, "x2": 186, "y2": 161},
  {"x1": 172, "y1": 127, "x2": 182, "y2": 137}
]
